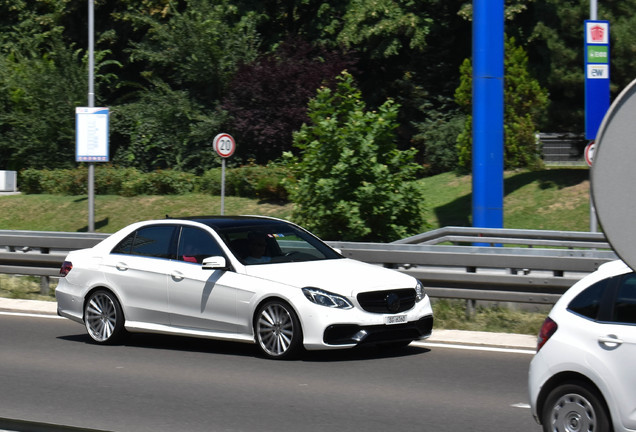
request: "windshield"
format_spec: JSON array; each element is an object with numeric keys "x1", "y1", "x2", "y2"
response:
[{"x1": 213, "y1": 221, "x2": 342, "y2": 265}]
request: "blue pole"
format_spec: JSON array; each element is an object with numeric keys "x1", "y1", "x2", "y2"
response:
[{"x1": 472, "y1": 0, "x2": 504, "y2": 230}]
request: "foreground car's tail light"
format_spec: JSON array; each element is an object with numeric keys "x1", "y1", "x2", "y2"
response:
[
  {"x1": 59, "y1": 261, "x2": 73, "y2": 277},
  {"x1": 536, "y1": 316, "x2": 558, "y2": 351}
]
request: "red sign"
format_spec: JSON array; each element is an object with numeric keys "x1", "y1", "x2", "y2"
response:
[
  {"x1": 585, "y1": 141, "x2": 596, "y2": 167},
  {"x1": 590, "y1": 25, "x2": 605, "y2": 42},
  {"x1": 213, "y1": 133, "x2": 236, "y2": 158}
]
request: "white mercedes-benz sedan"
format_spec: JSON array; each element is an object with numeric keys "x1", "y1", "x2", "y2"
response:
[{"x1": 56, "y1": 216, "x2": 433, "y2": 359}]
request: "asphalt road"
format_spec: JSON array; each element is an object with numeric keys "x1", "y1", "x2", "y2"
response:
[{"x1": 0, "y1": 313, "x2": 539, "y2": 432}]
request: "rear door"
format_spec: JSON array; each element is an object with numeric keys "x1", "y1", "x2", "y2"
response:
[{"x1": 102, "y1": 224, "x2": 178, "y2": 325}]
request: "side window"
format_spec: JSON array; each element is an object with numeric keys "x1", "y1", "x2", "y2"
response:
[
  {"x1": 111, "y1": 225, "x2": 177, "y2": 259},
  {"x1": 567, "y1": 277, "x2": 610, "y2": 320},
  {"x1": 611, "y1": 274, "x2": 636, "y2": 325},
  {"x1": 178, "y1": 226, "x2": 224, "y2": 264},
  {"x1": 112, "y1": 233, "x2": 134, "y2": 255}
]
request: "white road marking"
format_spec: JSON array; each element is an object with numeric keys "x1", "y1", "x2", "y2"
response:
[
  {"x1": 0, "y1": 311, "x2": 63, "y2": 319},
  {"x1": 413, "y1": 341, "x2": 536, "y2": 355}
]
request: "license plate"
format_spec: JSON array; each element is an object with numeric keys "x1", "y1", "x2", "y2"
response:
[{"x1": 385, "y1": 314, "x2": 407, "y2": 325}]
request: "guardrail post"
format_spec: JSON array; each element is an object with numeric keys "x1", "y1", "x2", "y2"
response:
[
  {"x1": 40, "y1": 276, "x2": 50, "y2": 295},
  {"x1": 466, "y1": 299, "x2": 476, "y2": 320}
]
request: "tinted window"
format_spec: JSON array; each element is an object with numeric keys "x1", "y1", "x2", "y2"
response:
[
  {"x1": 112, "y1": 225, "x2": 177, "y2": 259},
  {"x1": 567, "y1": 278, "x2": 610, "y2": 320},
  {"x1": 177, "y1": 226, "x2": 224, "y2": 264},
  {"x1": 612, "y1": 274, "x2": 636, "y2": 325}
]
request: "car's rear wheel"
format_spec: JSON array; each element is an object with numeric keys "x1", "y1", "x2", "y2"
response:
[
  {"x1": 254, "y1": 300, "x2": 303, "y2": 360},
  {"x1": 541, "y1": 381, "x2": 610, "y2": 432},
  {"x1": 84, "y1": 290, "x2": 125, "y2": 344}
]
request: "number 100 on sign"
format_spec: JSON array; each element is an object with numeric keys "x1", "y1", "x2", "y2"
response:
[{"x1": 214, "y1": 133, "x2": 236, "y2": 158}]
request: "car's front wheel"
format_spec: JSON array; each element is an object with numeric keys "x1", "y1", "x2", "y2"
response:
[
  {"x1": 84, "y1": 290, "x2": 125, "y2": 344},
  {"x1": 541, "y1": 381, "x2": 610, "y2": 432},
  {"x1": 254, "y1": 300, "x2": 303, "y2": 360}
]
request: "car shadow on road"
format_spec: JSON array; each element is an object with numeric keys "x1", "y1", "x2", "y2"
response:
[
  {"x1": 301, "y1": 345, "x2": 431, "y2": 363},
  {"x1": 58, "y1": 333, "x2": 430, "y2": 362}
]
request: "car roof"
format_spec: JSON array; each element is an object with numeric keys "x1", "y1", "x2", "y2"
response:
[{"x1": 168, "y1": 215, "x2": 288, "y2": 230}]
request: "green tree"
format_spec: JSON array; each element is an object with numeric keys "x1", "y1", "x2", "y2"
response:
[
  {"x1": 455, "y1": 36, "x2": 549, "y2": 172},
  {"x1": 110, "y1": 82, "x2": 226, "y2": 172},
  {"x1": 288, "y1": 71, "x2": 426, "y2": 242},
  {"x1": 125, "y1": 0, "x2": 261, "y2": 103},
  {"x1": 110, "y1": 0, "x2": 261, "y2": 171}
]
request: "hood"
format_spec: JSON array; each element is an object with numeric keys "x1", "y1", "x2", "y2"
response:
[{"x1": 244, "y1": 258, "x2": 416, "y2": 296}]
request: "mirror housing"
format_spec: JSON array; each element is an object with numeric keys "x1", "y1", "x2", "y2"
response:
[{"x1": 202, "y1": 256, "x2": 228, "y2": 270}]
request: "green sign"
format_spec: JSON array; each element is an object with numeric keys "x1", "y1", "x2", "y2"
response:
[{"x1": 587, "y1": 45, "x2": 608, "y2": 64}]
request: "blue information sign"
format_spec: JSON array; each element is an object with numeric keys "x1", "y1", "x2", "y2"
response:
[{"x1": 584, "y1": 20, "x2": 610, "y2": 140}]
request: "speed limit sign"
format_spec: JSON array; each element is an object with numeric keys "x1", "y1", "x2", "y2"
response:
[
  {"x1": 585, "y1": 141, "x2": 595, "y2": 167},
  {"x1": 214, "y1": 133, "x2": 236, "y2": 158}
]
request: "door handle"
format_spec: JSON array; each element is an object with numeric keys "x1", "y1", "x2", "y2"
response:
[
  {"x1": 598, "y1": 335, "x2": 623, "y2": 347},
  {"x1": 115, "y1": 262, "x2": 128, "y2": 271},
  {"x1": 171, "y1": 271, "x2": 184, "y2": 281}
]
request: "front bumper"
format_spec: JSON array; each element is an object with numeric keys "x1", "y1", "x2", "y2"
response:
[
  {"x1": 299, "y1": 294, "x2": 434, "y2": 351},
  {"x1": 324, "y1": 315, "x2": 433, "y2": 345}
]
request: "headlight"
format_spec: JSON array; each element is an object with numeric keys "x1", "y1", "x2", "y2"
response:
[
  {"x1": 415, "y1": 280, "x2": 425, "y2": 302},
  {"x1": 302, "y1": 287, "x2": 353, "y2": 309}
]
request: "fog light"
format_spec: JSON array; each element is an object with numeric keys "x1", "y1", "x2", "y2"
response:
[{"x1": 352, "y1": 330, "x2": 368, "y2": 342}]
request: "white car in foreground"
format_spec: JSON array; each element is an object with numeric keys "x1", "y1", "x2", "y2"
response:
[
  {"x1": 528, "y1": 259, "x2": 636, "y2": 431},
  {"x1": 56, "y1": 216, "x2": 433, "y2": 359}
]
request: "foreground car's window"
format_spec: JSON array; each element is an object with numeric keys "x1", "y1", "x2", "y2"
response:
[
  {"x1": 215, "y1": 222, "x2": 341, "y2": 265},
  {"x1": 177, "y1": 226, "x2": 225, "y2": 264},
  {"x1": 612, "y1": 274, "x2": 636, "y2": 325},
  {"x1": 112, "y1": 225, "x2": 177, "y2": 259},
  {"x1": 567, "y1": 278, "x2": 610, "y2": 320}
]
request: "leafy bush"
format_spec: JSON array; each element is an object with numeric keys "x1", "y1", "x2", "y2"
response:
[
  {"x1": 19, "y1": 168, "x2": 87, "y2": 194},
  {"x1": 412, "y1": 105, "x2": 465, "y2": 175},
  {"x1": 198, "y1": 163, "x2": 290, "y2": 201},
  {"x1": 19, "y1": 165, "x2": 290, "y2": 199},
  {"x1": 288, "y1": 71, "x2": 426, "y2": 242}
]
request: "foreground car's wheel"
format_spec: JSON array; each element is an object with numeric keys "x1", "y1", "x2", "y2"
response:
[
  {"x1": 541, "y1": 381, "x2": 610, "y2": 432},
  {"x1": 84, "y1": 290, "x2": 125, "y2": 344},
  {"x1": 255, "y1": 300, "x2": 303, "y2": 360}
]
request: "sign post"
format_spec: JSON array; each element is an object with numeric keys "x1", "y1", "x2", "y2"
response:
[
  {"x1": 76, "y1": 106, "x2": 109, "y2": 232},
  {"x1": 213, "y1": 133, "x2": 236, "y2": 215},
  {"x1": 584, "y1": 19, "x2": 609, "y2": 233}
]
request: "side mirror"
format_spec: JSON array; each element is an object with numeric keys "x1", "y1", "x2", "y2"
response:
[{"x1": 202, "y1": 256, "x2": 228, "y2": 270}]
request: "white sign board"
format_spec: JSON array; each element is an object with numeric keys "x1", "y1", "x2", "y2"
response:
[{"x1": 76, "y1": 107, "x2": 109, "y2": 162}]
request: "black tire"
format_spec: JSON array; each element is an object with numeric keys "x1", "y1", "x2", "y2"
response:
[
  {"x1": 84, "y1": 290, "x2": 126, "y2": 345},
  {"x1": 541, "y1": 381, "x2": 611, "y2": 432},
  {"x1": 254, "y1": 300, "x2": 303, "y2": 360}
]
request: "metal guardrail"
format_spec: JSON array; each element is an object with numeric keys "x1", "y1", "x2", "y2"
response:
[{"x1": 0, "y1": 227, "x2": 618, "y2": 304}]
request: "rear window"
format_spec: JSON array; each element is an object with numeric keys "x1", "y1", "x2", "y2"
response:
[
  {"x1": 112, "y1": 225, "x2": 177, "y2": 259},
  {"x1": 567, "y1": 278, "x2": 609, "y2": 320}
]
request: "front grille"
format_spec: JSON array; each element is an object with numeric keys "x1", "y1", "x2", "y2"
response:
[{"x1": 357, "y1": 288, "x2": 416, "y2": 314}]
